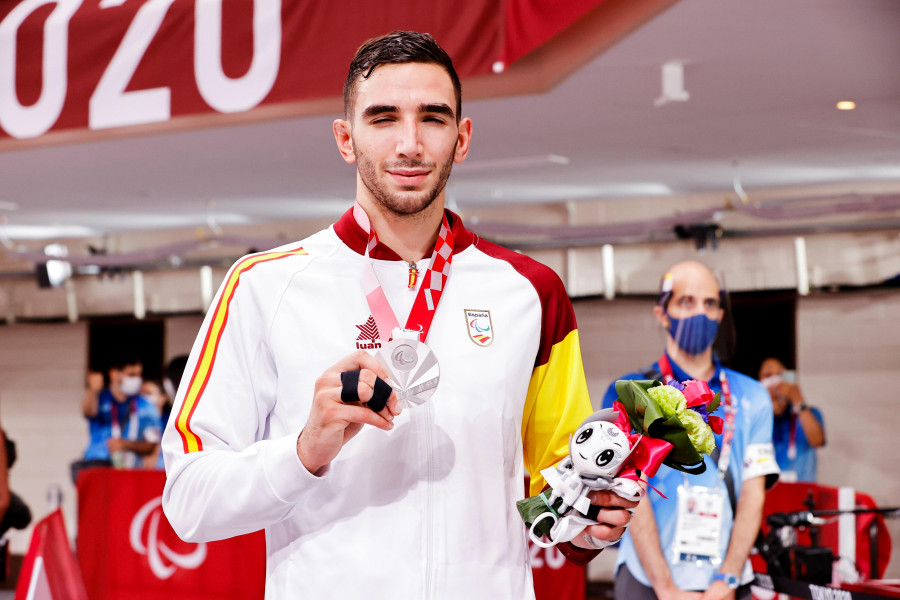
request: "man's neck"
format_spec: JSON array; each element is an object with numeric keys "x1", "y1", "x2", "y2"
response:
[
  {"x1": 110, "y1": 386, "x2": 127, "y2": 402},
  {"x1": 357, "y1": 197, "x2": 445, "y2": 263},
  {"x1": 665, "y1": 340, "x2": 716, "y2": 382}
]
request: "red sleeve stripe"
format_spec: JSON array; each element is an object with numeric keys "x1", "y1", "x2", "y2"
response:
[{"x1": 174, "y1": 246, "x2": 307, "y2": 453}]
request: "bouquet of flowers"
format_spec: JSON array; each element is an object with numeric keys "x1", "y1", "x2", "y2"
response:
[{"x1": 517, "y1": 378, "x2": 722, "y2": 548}]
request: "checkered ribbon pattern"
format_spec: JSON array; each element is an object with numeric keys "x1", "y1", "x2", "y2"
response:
[{"x1": 355, "y1": 202, "x2": 455, "y2": 343}]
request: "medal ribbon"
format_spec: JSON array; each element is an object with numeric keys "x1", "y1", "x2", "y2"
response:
[
  {"x1": 658, "y1": 354, "x2": 736, "y2": 476},
  {"x1": 109, "y1": 398, "x2": 136, "y2": 440},
  {"x1": 788, "y1": 411, "x2": 798, "y2": 460},
  {"x1": 354, "y1": 202, "x2": 454, "y2": 343}
]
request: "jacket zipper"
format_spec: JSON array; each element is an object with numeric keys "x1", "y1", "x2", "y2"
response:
[{"x1": 424, "y1": 397, "x2": 436, "y2": 598}]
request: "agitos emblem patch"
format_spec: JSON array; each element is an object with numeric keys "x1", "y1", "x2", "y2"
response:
[{"x1": 464, "y1": 309, "x2": 493, "y2": 346}]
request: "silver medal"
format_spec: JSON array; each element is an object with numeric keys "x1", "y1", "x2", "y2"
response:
[{"x1": 375, "y1": 333, "x2": 440, "y2": 406}]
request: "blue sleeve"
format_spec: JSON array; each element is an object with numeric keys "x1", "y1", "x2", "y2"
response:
[
  {"x1": 810, "y1": 406, "x2": 826, "y2": 445},
  {"x1": 810, "y1": 406, "x2": 825, "y2": 428},
  {"x1": 137, "y1": 398, "x2": 163, "y2": 440}
]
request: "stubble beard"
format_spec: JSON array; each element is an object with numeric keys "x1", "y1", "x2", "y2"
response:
[{"x1": 354, "y1": 142, "x2": 457, "y2": 217}]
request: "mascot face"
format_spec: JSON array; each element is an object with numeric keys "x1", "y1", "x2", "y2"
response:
[{"x1": 569, "y1": 420, "x2": 630, "y2": 478}]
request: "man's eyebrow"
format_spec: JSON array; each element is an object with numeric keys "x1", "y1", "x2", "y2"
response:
[
  {"x1": 420, "y1": 103, "x2": 454, "y2": 118},
  {"x1": 361, "y1": 105, "x2": 398, "y2": 119}
]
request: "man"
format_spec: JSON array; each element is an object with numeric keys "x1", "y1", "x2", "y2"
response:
[
  {"x1": 758, "y1": 357, "x2": 825, "y2": 482},
  {"x1": 0, "y1": 396, "x2": 31, "y2": 539},
  {"x1": 162, "y1": 31, "x2": 635, "y2": 599},
  {"x1": 81, "y1": 358, "x2": 161, "y2": 469},
  {"x1": 601, "y1": 261, "x2": 779, "y2": 600}
]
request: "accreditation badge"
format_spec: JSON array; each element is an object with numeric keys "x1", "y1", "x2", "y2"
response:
[
  {"x1": 375, "y1": 329, "x2": 440, "y2": 406},
  {"x1": 671, "y1": 484, "x2": 726, "y2": 567}
]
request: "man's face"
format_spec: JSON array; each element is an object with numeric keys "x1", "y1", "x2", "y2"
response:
[
  {"x1": 110, "y1": 363, "x2": 142, "y2": 386},
  {"x1": 665, "y1": 277, "x2": 723, "y2": 323},
  {"x1": 335, "y1": 63, "x2": 471, "y2": 216},
  {"x1": 759, "y1": 359, "x2": 788, "y2": 415}
]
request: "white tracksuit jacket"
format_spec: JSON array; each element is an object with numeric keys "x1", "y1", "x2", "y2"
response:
[{"x1": 162, "y1": 208, "x2": 594, "y2": 599}]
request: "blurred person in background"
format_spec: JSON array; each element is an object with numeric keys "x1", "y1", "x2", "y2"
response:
[
  {"x1": 0, "y1": 395, "x2": 31, "y2": 539},
  {"x1": 758, "y1": 358, "x2": 825, "y2": 483},
  {"x1": 139, "y1": 379, "x2": 168, "y2": 469},
  {"x1": 141, "y1": 355, "x2": 190, "y2": 469},
  {"x1": 601, "y1": 261, "x2": 779, "y2": 600},
  {"x1": 80, "y1": 357, "x2": 161, "y2": 472},
  {"x1": 161, "y1": 355, "x2": 189, "y2": 431}
]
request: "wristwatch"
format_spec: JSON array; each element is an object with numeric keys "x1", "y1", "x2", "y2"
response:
[{"x1": 713, "y1": 572, "x2": 740, "y2": 590}]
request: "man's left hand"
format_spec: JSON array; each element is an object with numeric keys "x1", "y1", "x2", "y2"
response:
[
  {"x1": 700, "y1": 579, "x2": 735, "y2": 600},
  {"x1": 108, "y1": 438, "x2": 126, "y2": 453},
  {"x1": 569, "y1": 488, "x2": 639, "y2": 549}
]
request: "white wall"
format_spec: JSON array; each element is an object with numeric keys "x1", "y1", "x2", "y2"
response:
[{"x1": 0, "y1": 322, "x2": 88, "y2": 554}]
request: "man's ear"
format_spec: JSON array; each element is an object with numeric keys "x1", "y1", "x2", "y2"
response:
[
  {"x1": 652, "y1": 305, "x2": 668, "y2": 329},
  {"x1": 453, "y1": 117, "x2": 472, "y2": 164},
  {"x1": 333, "y1": 119, "x2": 356, "y2": 164}
]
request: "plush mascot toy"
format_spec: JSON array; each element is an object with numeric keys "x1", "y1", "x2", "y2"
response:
[{"x1": 517, "y1": 379, "x2": 722, "y2": 549}]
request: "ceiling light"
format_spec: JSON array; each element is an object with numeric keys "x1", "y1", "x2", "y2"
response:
[{"x1": 836, "y1": 101, "x2": 856, "y2": 111}]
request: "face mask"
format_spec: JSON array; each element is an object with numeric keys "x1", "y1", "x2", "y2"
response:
[
  {"x1": 120, "y1": 375, "x2": 143, "y2": 396},
  {"x1": 666, "y1": 312, "x2": 719, "y2": 355},
  {"x1": 163, "y1": 378, "x2": 176, "y2": 400}
]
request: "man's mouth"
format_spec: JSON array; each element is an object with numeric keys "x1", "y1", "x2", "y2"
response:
[{"x1": 387, "y1": 169, "x2": 430, "y2": 185}]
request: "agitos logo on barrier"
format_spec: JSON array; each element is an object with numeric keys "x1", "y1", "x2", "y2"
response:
[
  {"x1": 129, "y1": 496, "x2": 207, "y2": 580},
  {"x1": 77, "y1": 469, "x2": 267, "y2": 599}
]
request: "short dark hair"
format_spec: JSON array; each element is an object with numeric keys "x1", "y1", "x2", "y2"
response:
[
  {"x1": 109, "y1": 356, "x2": 142, "y2": 371},
  {"x1": 343, "y1": 31, "x2": 462, "y2": 121}
]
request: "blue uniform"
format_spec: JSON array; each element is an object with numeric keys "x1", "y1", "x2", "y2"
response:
[
  {"x1": 84, "y1": 388, "x2": 162, "y2": 466},
  {"x1": 601, "y1": 353, "x2": 779, "y2": 591},
  {"x1": 772, "y1": 407, "x2": 824, "y2": 482}
]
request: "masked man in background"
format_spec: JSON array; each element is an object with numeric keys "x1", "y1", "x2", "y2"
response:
[
  {"x1": 81, "y1": 357, "x2": 161, "y2": 470},
  {"x1": 602, "y1": 261, "x2": 779, "y2": 600}
]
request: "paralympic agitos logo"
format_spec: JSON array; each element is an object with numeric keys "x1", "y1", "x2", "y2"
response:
[
  {"x1": 130, "y1": 496, "x2": 207, "y2": 580},
  {"x1": 464, "y1": 309, "x2": 493, "y2": 346}
]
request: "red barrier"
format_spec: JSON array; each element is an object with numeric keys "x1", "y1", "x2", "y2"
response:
[
  {"x1": 76, "y1": 468, "x2": 265, "y2": 600},
  {"x1": 752, "y1": 481, "x2": 892, "y2": 580},
  {"x1": 530, "y1": 541, "x2": 586, "y2": 600}
]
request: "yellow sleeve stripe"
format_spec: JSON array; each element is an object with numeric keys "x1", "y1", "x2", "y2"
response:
[
  {"x1": 522, "y1": 328, "x2": 592, "y2": 496},
  {"x1": 175, "y1": 247, "x2": 307, "y2": 454}
]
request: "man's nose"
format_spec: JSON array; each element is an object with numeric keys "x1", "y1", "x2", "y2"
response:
[{"x1": 395, "y1": 119, "x2": 422, "y2": 157}]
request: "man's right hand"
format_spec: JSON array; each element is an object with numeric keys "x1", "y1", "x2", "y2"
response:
[
  {"x1": 86, "y1": 371, "x2": 104, "y2": 393},
  {"x1": 81, "y1": 371, "x2": 105, "y2": 418},
  {"x1": 296, "y1": 351, "x2": 401, "y2": 475}
]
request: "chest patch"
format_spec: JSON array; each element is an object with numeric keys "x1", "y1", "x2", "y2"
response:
[{"x1": 464, "y1": 309, "x2": 493, "y2": 347}]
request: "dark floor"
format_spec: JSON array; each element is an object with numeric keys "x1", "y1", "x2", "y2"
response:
[
  {"x1": 587, "y1": 581, "x2": 615, "y2": 599},
  {"x1": 0, "y1": 553, "x2": 22, "y2": 593}
]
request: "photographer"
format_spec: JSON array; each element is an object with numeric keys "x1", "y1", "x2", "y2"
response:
[{"x1": 758, "y1": 358, "x2": 825, "y2": 482}]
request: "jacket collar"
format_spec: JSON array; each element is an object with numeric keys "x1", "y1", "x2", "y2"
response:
[{"x1": 333, "y1": 205, "x2": 476, "y2": 260}]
